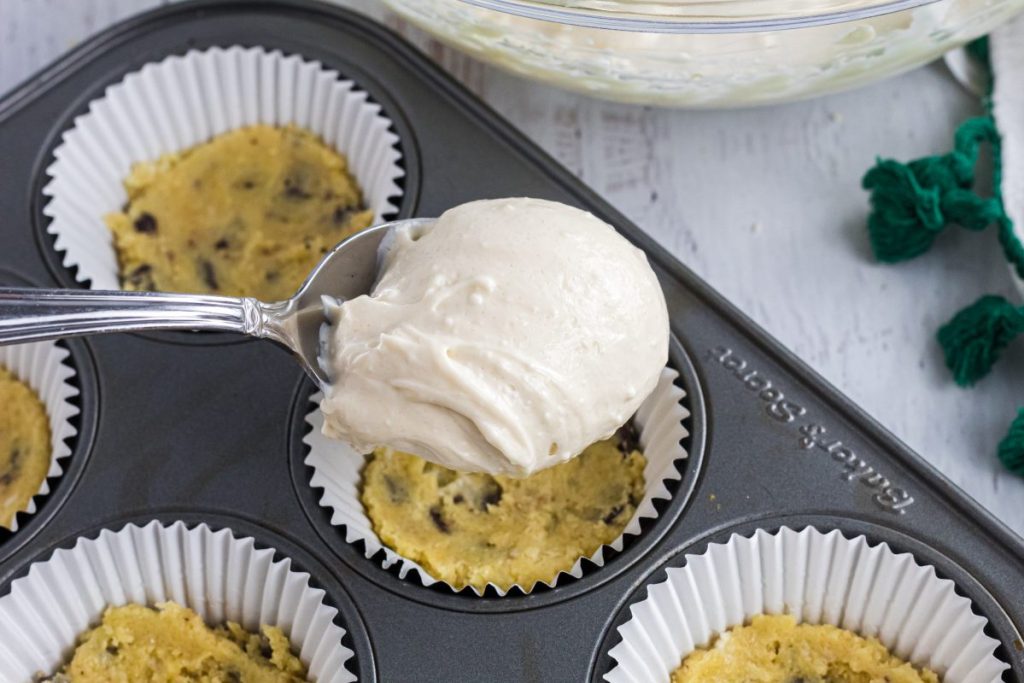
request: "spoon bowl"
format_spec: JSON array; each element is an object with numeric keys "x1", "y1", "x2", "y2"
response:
[{"x1": 0, "y1": 217, "x2": 436, "y2": 388}]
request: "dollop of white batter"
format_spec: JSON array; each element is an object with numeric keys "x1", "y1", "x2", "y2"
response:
[{"x1": 320, "y1": 197, "x2": 668, "y2": 476}]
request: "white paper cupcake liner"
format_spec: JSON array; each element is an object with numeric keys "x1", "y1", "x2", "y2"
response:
[
  {"x1": 0, "y1": 341, "x2": 79, "y2": 533},
  {"x1": 42, "y1": 45, "x2": 405, "y2": 291},
  {"x1": 303, "y1": 366, "x2": 690, "y2": 596},
  {"x1": 0, "y1": 520, "x2": 356, "y2": 682},
  {"x1": 605, "y1": 526, "x2": 1007, "y2": 683}
]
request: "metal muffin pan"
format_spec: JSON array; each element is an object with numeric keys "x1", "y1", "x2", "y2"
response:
[{"x1": 0, "y1": 1, "x2": 1021, "y2": 681}]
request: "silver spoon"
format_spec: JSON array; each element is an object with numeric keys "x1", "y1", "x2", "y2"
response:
[{"x1": 0, "y1": 217, "x2": 434, "y2": 387}]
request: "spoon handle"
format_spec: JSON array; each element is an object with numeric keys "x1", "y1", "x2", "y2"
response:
[{"x1": 0, "y1": 287, "x2": 273, "y2": 345}]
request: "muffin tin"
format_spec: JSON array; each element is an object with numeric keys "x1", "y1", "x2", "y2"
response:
[{"x1": 0, "y1": 1, "x2": 1021, "y2": 681}]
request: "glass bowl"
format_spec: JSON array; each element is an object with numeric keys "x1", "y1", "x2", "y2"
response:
[{"x1": 380, "y1": 0, "x2": 1024, "y2": 107}]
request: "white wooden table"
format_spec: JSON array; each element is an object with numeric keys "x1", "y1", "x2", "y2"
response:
[{"x1": 4, "y1": 0, "x2": 1024, "y2": 537}]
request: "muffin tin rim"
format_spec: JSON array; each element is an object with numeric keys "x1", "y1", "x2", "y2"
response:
[
  {"x1": 0, "y1": 508, "x2": 377, "y2": 683},
  {"x1": 588, "y1": 512, "x2": 1023, "y2": 683},
  {"x1": 288, "y1": 333, "x2": 708, "y2": 613}
]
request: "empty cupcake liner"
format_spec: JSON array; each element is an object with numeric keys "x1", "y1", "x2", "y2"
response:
[
  {"x1": 42, "y1": 45, "x2": 405, "y2": 290},
  {"x1": 303, "y1": 366, "x2": 690, "y2": 596},
  {"x1": 0, "y1": 520, "x2": 356, "y2": 682},
  {"x1": 0, "y1": 341, "x2": 79, "y2": 533},
  {"x1": 605, "y1": 526, "x2": 1007, "y2": 683}
]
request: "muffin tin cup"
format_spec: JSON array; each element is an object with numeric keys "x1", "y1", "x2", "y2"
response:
[
  {"x1": 303, "y1": 365, "x2": 690, "y2": 597},
  {"x1": 0, "y1": 341, "x2": 79, "y2": 533},
  {"x1": 42, "y1": 45, "x2": 405, "y2": 290},
  {"x1": 0, "y1": 520, "x2": 356, "y2": 682},
  {"x1": 604, "y1": 526, "x2": 1008, "y2": 683}
]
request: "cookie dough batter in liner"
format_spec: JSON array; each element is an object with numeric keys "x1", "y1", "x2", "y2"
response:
[
  {"x1": 304, "y1": 367, "x2": 689, "y2": 596},
  {"x1": 0, "y1": 340, "x2": 79, "y2": 533},
  {"x1": 38, "y1": 602, "x2": 307, "y2": 682},
  {"x1": 360, "y1": 434, "x2": 646, "y2": 592},
  {"x1": 0, "y1": 521, "x2": 356, "y2": 683},
  {"x1": 105, "y1": 124, "x2": 375, "y2": 299},
  {"x1": 43, "y1": 46, "x2": 404, "y2": 292},
  {"x1": 671, "y1": 614, "x2": 938, "y2": 682},
  {"x1": 605, "y1": 527, "x2": 1007, "y2": 683}
]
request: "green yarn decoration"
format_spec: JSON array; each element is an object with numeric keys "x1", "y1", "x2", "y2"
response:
[
  {"x1": 998, "y1": 409, "x2": 1024, "y2": 474},
  {"x1": 966, "y1": 35, "x2": 989, "y2": 64},
  {"x1": 860, "y1": 35, "x2": 1024, "y2": 476},
  {"x1": 937, "y1": 295, "x2": 1024, "y2": 386},
  {"x1": 861, "y1": 116, "x2": 1002, "y2": 262}
]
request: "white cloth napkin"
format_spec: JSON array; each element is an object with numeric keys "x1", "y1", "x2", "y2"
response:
[{"x1": 991, "y1": 16, "x2": 1024, "y2": 289}]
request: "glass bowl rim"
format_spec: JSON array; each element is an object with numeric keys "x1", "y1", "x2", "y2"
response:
[{"x1": 457, "y1": 0, "x2": 943, "y2": 33}]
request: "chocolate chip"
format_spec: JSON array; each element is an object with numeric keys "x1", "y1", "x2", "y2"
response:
[
  {"x1": 383, "y1": 475, "x2": 407, "y2": 503},
  {"x1": 602, "y1": 505, "x2": 624, "y2": 525},
  {"x1": 264, "y1": 211, "x2": 292, "y2": 225},
  {"x1": 429, "y1": 505, "x2": 450, "y2": 533},
  {"x1": 333, "y1": 206, "x2": 354, "y2": 225},
  {"x1": 283, "y1": 178, "x2": 312, "y2": 200},
  {"x1": 615, "y1": 422, "x2": 640, "y2": 455},
  {"x1": 105, "y1": 644, "x2": 119, "y2": 656},
  {"x1": 0, "y1": 448, "x2": 18, "y2": 486},
  {"x1": 258, "y1": 633, "x2": 273, "y2": 659},
  {"x1": 214, "y1": 238, "x2": 230, "y2": 250},
  {"x1": 265, "y1": 271, "x2": 279, "y2": 282},
  {"x1": 433, "y1": 467, "x2": 457, "y2": 487},
  {"x1": 125, "y1": 264, "x2": 155, "y2": 290},
  {"x1": 225, "y1": 670, "x2": 242, "y2": 683},
  {"x1": 199, "y1": 260, "x2": 219, "y2": 290},
  {"x1": 480, "y1": 481, "x2": 503, "y2": 510},
  {"x1": 453, "y1": 494, "x2": 465, "y2": 504},
  {"x1": 133, "y1": 212, "x2": 158, "y2": 234},
  {"x1": 242, "y1": 180, "x2": 255, "y2": 189}
]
